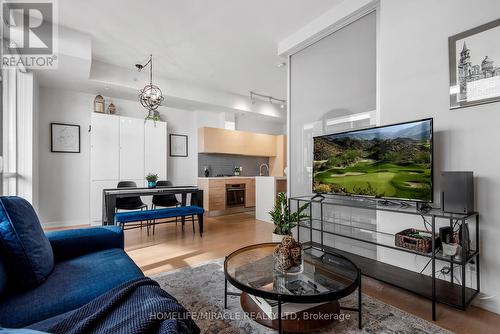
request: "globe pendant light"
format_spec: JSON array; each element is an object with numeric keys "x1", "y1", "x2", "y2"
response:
[{"x1": 135, "y1": 54, "x2": 164, "y2": 120}]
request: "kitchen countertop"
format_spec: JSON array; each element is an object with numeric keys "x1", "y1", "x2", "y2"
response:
[
  {"x1": 198, "y1": 176, "x2": 257, "y2": 179},
  {"x1": 198, "y1": 176, "x2": 287, "y2": 179},
  {"x1": 255, "y1": 176, "x2": 287, "y2": 180}
]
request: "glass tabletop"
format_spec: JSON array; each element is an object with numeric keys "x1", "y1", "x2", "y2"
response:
[{"x1": 224, "y1": 243, "x2": 360, "y2": 303}]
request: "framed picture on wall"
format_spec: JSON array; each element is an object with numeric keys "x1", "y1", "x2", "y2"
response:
[
  {"x1": 169, "y1": 134, "x2": 188, "y2": 157},
  {"x1": 449, "y1": 18, "x2": 500, "y2": 109},
  {"x1": 51, "y1": 123, "x2": 80, "y2": 153}
]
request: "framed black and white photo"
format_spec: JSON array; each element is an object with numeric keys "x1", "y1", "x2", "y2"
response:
[
  {"x1": 449, "y1": 18, "x2": 500, "y2": 109},
  {"x1": 169, "y1": 134, "x2": 188, "y2": 157},
  {"x1": 51, "y1": 123, "x2": 80, "y2": 153}
]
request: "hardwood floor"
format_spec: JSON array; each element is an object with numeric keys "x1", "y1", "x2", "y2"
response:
[
  {"x1": 123, "y1": 212, "x2": 500, "y2": 333},
  {"x1": 49, "y1": 213, "x2": 500, "y2": 333},
  {"x1": 125, "y1": 212, "x2": 274, "y2": 275}
]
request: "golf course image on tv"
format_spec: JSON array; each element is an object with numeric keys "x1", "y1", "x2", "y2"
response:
[{"x1": 313, "y1": 119, "x2": 433, "y2": 202}]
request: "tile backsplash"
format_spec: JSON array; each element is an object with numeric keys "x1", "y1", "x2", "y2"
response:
[{"x1": 198, "y1": 153, "x2": 269, "y2": 177}]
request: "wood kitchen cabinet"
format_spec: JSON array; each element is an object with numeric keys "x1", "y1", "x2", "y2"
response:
[
  {"x1": 198, "y1": 179, "x2": 226, "y2": 212},
  {"x1": 198, "y1": 177, "x2": 256, "y2": 215},
  {"x1": 208, "y1": 187, "x2": 226, "y2": 211},
  {"x1": 198, "y1": 127, "x2": 277, "y2": 157},
  {"x1": 245, "y1": 179, "x2": 256, "y2": 208}
]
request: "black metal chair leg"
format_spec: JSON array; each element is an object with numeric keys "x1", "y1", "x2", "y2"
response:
[
  {"x1": 358, "y1": 269, "x2": 362, "y2": 329},
  {"x1": 278, "y1": 299, "x2": 282, "y2": 334},
  {"x1": 140, "y1": 207, "x2": 144, "y2": 229},
  {"x1": 192, "y1": 215, "x2": 195, "y2": 235}
]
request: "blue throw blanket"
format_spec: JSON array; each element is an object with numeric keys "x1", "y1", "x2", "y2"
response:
[{"x1": 28, "y1": 278, "x2": 200, "y2": 334}]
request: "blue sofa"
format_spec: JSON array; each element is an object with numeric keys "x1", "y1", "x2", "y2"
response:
[
  {"x1": 0, "y1": 226, "x2": 142, "y2": 328},
  {"x1": 0, "y1": 196, "x2": 196, "y2": 333}
]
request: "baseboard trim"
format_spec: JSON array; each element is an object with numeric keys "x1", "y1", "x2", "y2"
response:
[
  {"x1": 42, "y1": 219, "x2": 90, "y2": 229},
  {"x1": 474, "y1": 298, "x2": 500, "y2": 315}
]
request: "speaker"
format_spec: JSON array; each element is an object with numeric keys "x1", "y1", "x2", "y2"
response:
[{"x1": 441, "y1": 171, "x2": 474, "y2": 214}]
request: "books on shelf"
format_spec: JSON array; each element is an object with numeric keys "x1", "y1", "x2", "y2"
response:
[{"x1": 248, "y1": 274, "x2": 329, "y2": 320}]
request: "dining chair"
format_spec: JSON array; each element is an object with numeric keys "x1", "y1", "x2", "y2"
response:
[
  {"x1": 115, "y1": 181, "x2": 148, "y2": 229},
  {"x1": 151, "y1": 180, "x2": 182, "y2": 234}
]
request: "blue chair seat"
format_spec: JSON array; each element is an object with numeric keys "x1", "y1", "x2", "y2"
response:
[
  {"x1": 114, "y1": 206, "x2": 204, "y2": 223},
  {"x1": 0, "y1": 248, "x2": 143, "y2": 328}
]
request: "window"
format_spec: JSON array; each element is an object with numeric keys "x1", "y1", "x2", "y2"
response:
[{"x1": 1, "y1": 67, "x2": 19, "y2": 196}]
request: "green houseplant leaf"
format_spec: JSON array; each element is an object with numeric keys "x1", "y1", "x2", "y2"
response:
[
  {"x1": 269, "y1": 192, "x2": 309, "y2": 235},
  {"x1": 145, "y1": 173, "x2": 159, "y2": 182}
]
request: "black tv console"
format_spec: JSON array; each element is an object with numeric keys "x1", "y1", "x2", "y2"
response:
[{"x1": 289, "y1": 195, "x2": 479, "y2": 321}]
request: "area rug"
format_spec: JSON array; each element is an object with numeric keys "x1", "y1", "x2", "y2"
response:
[{"x1": 153, "y1": 259, "x2": 453, "y2": 334}]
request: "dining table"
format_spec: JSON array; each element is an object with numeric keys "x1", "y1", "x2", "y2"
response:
[{"x1": 102, "y1": 186, "x2": 203, "y2": 226}]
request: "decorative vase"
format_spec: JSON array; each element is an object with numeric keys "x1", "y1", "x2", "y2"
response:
[
  {"x1": 272, "y1": 233, "x2": 286, "y2": 243},
  {"x1": 94, "y1": 95, "x2": 105, "y2": 113},
  {"x1": 148, "y1": 181, "x2": 157, "y2": 188},
  {"x1": 273, "y1": 235, "x2": 303, "y2": 275},
  {"x1": 107, "y1": 102, "x2": 117, "y2": 115}
]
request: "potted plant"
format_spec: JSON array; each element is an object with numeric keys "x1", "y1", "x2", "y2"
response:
[
  {"x1": 269, "y1": 192, "x2": 309, "y2": 242},
  {"x1": 145, "y1": 173, "x2": 158, "y2": 188},
  {"x1": 145, "y1": 112, "x2": 161, "y2": 127}
]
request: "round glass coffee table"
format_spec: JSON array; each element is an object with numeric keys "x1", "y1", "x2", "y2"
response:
[{"x1": 224, "y1": 243, "x2": 361, "y2": 333}]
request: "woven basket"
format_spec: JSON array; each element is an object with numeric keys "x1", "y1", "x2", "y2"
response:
[{"x1": 395, "y1": 228, "x2": 438, "y2": 254}]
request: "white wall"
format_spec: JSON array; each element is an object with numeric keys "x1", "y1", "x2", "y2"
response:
[
  {"x1": 37, "y1": 87, "x2": 209, "y2": 226},
  {"x1": 235, "y1": 113, "x2": 286, "y2": 135},
  {"x1": 285, "y1": 0, "x2": 500, "y2": 314},
  {"x1": 38, "y1": 88, "x2": 91, "y2": 226},
  {"x1": 376, "y1": 0, "x2": 500, "y2": 314},
  {"x1": 194, "y1": 109, "x2": 225, "y2": 129}
]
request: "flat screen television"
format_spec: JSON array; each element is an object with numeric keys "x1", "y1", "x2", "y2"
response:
[{"x1": 313, "y1": 118, "x2": 433, "y2": 202}]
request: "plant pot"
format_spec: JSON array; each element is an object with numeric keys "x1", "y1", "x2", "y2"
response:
[
  {"x1": 442, "y1": 242, "x2": 459, "y2": 257},
  {"x1": 147, "y1": 181, "x2": 157, "y2": 188},
  {"x1": 273, "y1": 256, "x2": 303, "y2": 275},
  {"x1": 272, "y1": 233, "x2": 288, "y2": 243}
]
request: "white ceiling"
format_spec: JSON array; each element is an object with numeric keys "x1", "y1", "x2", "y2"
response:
[{"x1": 57, "y1": 0, "x2": 341, "y2": 100}]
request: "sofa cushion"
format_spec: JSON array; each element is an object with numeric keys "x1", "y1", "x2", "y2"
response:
[
  {"x1": 46, "y1": 226, "x2": 124, "y2": 263},
  {"x1": 0, "y1": 196, "x2": 54, "y2": 290},
  {"x1": 0, "y1": 248, "x2": 143, "y2": 328}
]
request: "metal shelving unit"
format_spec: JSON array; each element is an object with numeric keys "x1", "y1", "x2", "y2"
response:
[{"x1": 290, "y1": 195, "x2": 480, "y2": 321}]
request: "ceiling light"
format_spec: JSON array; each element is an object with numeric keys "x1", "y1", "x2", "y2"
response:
[
  {"x1": 249, "y1": 91, "x2": 287, "y2": 110},
  {"x1": 136, "y1": 54, "x2": 164, "y2": 120},
  {"x1": 277, "y1": 62, "x2": 286, "y2": 68}
]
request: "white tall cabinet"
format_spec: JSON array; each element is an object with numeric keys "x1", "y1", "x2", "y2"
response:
[
  {"x1": 90, "y1": 113, "x2": 120, "y2": 180},
  {"x1": 90, "y1": 114, "x2": 167, "y2": 225},
  {"x1": 145, "y1": 120, "x2": 167, "y2": 180},
  {"x1": 119, "y1": 117, "x2": 145, "y2": 180}
]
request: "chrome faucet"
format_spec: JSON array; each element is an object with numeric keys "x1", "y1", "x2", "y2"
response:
[{"x1": 259, "y1": 163, "x2": 269, "y2": 176}]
